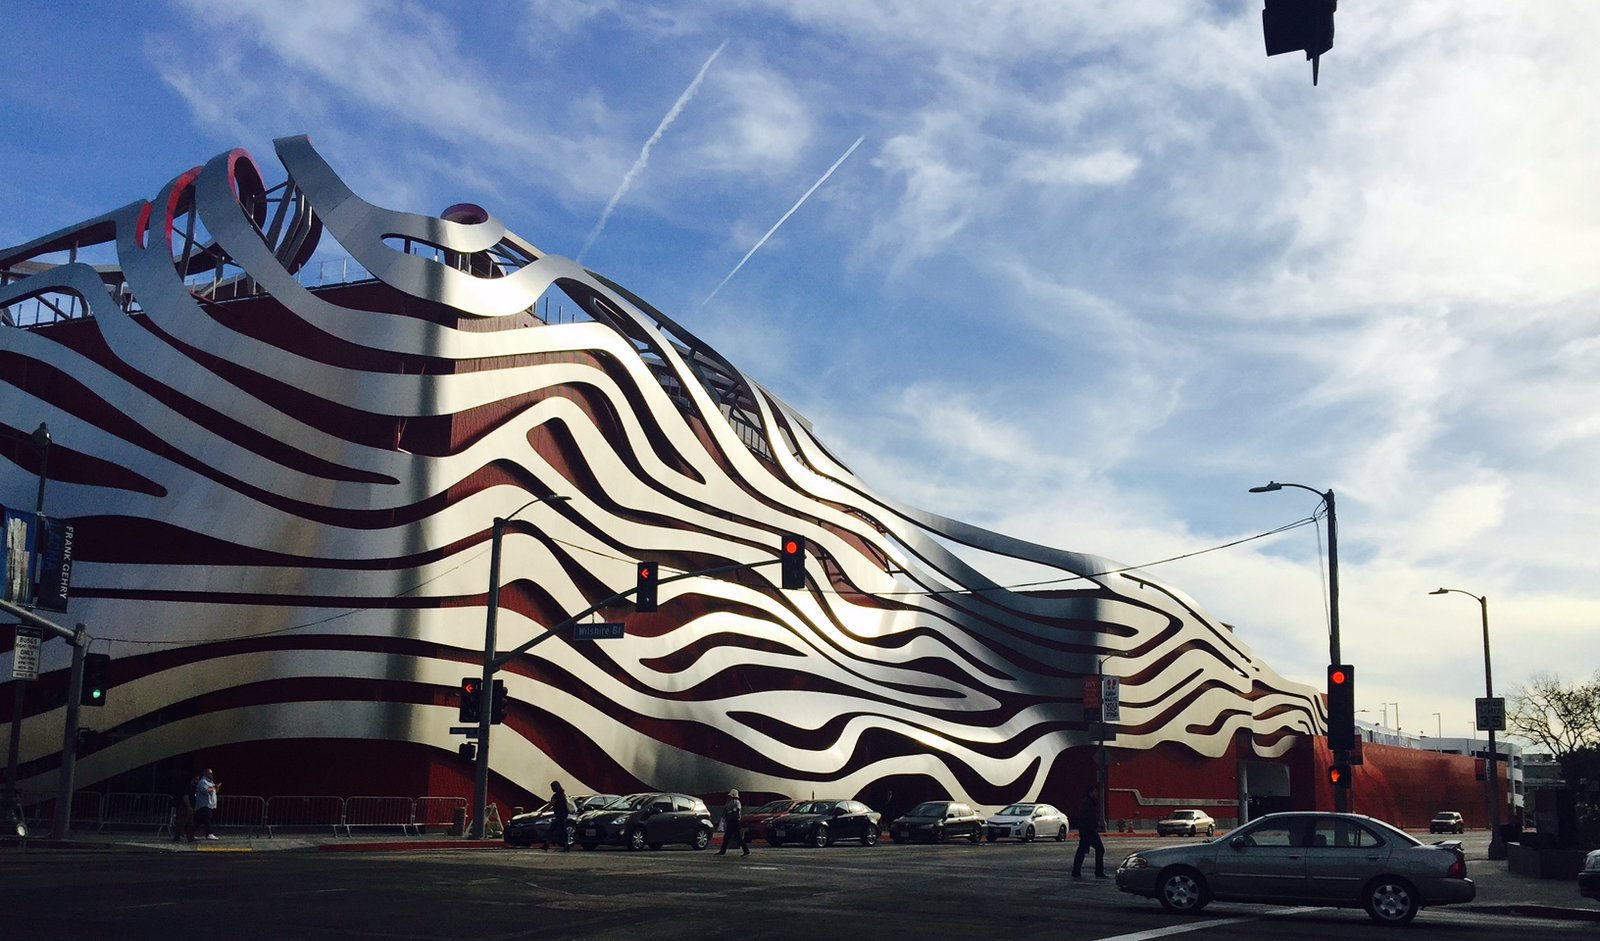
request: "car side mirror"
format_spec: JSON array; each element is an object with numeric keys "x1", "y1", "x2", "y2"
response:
[
  {"x1": 1229, "y1": 836, "x2": 1248, "y2": 850},
  {"x1": 651, "y1": 804, "x2": 669, "y2": 814}
]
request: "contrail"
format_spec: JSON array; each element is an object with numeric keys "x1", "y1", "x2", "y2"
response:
[
  {"x1": 578, "y1": 40, "x2": 727, "y2": 263},
  {"x1": 703, "y1": 135, "x2": 865, "y2": 305}
]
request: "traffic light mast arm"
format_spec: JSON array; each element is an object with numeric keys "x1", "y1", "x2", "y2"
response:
[{"x1": 489, "y1": 559, "x2": 782, "y2": 671}]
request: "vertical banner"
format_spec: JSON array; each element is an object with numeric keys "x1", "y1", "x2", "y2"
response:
[
  {"x1": 2, "y1": 508, "x2": 34, "y2": 605},
  {"x1": 34, "y1": 516, "x2": 74, "y2": 612}
]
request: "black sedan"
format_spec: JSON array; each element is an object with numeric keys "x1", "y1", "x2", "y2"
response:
[
  {"x1": 504, "y1": 794, "x2": 621, "y2": 848},
  {"x1": 889, "y1": 801, "x2": 984, "y2": 844},
  {"x1": 767, "y1": 799, "x2": 880, "y2": 847},
  {"x1": 574, "y1": 792, "x2": 713, "y2": 851}
]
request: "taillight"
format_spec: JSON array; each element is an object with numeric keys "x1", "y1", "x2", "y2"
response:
[{"x1": 1447, "y1": 856, "x2": 1467, "y2": 879}]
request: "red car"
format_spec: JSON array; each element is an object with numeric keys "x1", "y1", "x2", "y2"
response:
[{"x1": 740, "y1": 799, "x2": 803, "y2": 845}]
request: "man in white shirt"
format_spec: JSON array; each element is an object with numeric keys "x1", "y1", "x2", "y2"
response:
[{"x1": 194, "y1": 770, "x2": 220, "y2": 840}]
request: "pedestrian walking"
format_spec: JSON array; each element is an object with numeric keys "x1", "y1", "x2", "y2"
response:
[
  {"x1": 1071, "y1": 784, "x2": 1106, "y2": 879},
  {"x1": 542, "y1": 781, "x2": 571, "y2": 852},
  {"x1": 194, "y1": 769, "x2": 219, "y2": 841},
  {"x1": 172, "y1": 775, "x2": 197, "y2": 843},
  {"x1": 717, "y1": 788, "x2": 750, "y2": 857}
]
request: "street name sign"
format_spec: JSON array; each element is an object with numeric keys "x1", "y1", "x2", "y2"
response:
[{"x1": 574, "y1": 622, "x2": 625, "y2": 640}]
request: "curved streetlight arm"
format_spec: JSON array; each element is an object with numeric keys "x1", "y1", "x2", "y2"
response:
[{"x1": 1249, "y1": 480, "x2": 1339, "y2": 664}]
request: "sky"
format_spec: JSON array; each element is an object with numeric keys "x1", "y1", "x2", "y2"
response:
[{"x1": 3, "y1": 1, "x2": 1597, "y2": 747}]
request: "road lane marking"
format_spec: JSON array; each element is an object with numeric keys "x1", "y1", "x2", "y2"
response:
[{"x1": 1095, "y1": 907, "x2": 1327, "y2": 940}]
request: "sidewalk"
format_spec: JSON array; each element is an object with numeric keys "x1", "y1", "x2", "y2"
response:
[{"x1": 7, "y1": 829, "x2": 1598, "y2": 922}]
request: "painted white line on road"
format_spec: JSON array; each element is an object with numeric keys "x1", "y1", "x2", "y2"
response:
[{"x1": 1095, "y1": 907, "x2": 1326, "y2": 941}]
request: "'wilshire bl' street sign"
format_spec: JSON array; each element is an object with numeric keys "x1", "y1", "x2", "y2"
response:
[{"x1": 574, "y1": 622, "x2": 625, "y2": 640}]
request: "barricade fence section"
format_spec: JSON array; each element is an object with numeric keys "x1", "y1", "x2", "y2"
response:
[
  {"x1": 99, "y1": 792, "x2": 172, "y2": 833},
  {"x1": 345, "y1": 796, "x2": 418, "y2": 836},
  {"x1": 415, "y1": 796, "x2": 468, "y2": 834},
  {"x1": 213, "y1": 795, "x2": 268, "y2": 836},
  {"x1": 266, "y1": 795, "x2": 347, "y2": 837},
  {"x1": 15, "y1": 792, "x2": 478, "y2": 839}
]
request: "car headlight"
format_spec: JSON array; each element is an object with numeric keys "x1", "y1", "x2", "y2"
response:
[
  {"x1": 607, "y1": 815, "x2": 629, "y2": 825},
  {"x1": 1119, "y1": 854, "x2": 1148, "y2": 870}
]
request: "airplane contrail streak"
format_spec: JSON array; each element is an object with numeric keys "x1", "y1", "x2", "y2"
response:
[
  {"x1": 578, "y1": 40, "x2": 728, "y2": 263},
  {"x1": 703, "y1": 135, "x2": 865, "y2": 305}
]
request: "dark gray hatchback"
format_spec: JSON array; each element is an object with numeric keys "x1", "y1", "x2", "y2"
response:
[{"x1": 574, "y1": 792, "x2": 713, "y2": 851}]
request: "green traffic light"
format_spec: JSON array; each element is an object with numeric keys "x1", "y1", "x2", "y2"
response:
[{"x1": 90, "y1": 689, "x2": 103, "y2": 700}]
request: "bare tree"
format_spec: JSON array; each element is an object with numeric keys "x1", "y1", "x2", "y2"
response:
[{"x1": 1508, "y1": 671, "x2": 1600, "y2": 763}]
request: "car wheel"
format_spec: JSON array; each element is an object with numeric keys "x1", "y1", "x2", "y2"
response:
[
  {"x1": 1365, "y1": 877, "x2": 1419, "y2": 926},
  {"x1": 580, "y1": 841, "x2": 598, "y2": 851},
  {"x1": 1189, "y1": 825, "x2": 1198, "y2": 836},
  {"x1": 1055, "y1": 826, "x2": 1067, "y2": 842},
  {"x1": 626, "y1": 827, "x2": 649, "y2": 852},
  {"x1": 1023, "y1": 825, "x2": 1035, "y2": 844},
  {"x1": 863, "y1": 828, "x2": 878, "y2": 846},
  {"x1": 1157, "y1": 868, "x2": 1209, "y2": 914},
  {"x1": 968, "y1": 827, "x2": 981, "y2": 844},
  {"x1": 811, "y1": 827, "x2": 831, "y2": 848},
  {"x1": 564, "y1": 824, "x2": 577, "y2": 846},
  {"x1": 935, "y1": 828, "x2": 946, "y2": 844},
  {"x1": 690, "y1": 827, "x2": 711, "y2": 850},
  {"x1": 1205, "y1": 825, "x2": 1214, "y2": 837}
]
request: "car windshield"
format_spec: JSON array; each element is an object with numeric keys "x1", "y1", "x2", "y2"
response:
[
  {"x1": 754, "y1": 800, "x2": 793, "y2": 814},
  {"x1": 1432, "y1": 813, "x2": 1456, "y2": 820},
  {"x1": 794, "y1": 800, "x2": 836, "y2": 814},
  {"x1": 998, "y1": 804, "x2": 1034, "y2": 816},
  {"x1": 1170, "y1": 811, "x2": 1198, "y2": 820},
  {"x1": 584, "y1": 795, "x2": 624, "y2": 811},
  {"x1": 620, "y1": 794, "x2": 659, "y2": 810},
  {"x1": 907, "y1": 802, "x2": 947, "y2": 817}
]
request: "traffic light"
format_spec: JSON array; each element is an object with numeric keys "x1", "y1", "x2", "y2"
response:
[
  {"x1": 81, "y1": 652, "x2": 110, "y2": 707},
  {"x1": 780, "y1": 535, "x2": 806, "y2": 590},
  {"x1": 458, "y1": 742, "x2": 476, "y2": 762},
  {"x1": 1328, "y1": 763, "x2": 1350, "y2": 786},
  {"x1": 490, "y1": 679, "x2": 508, "y2": 725},
  {"x1": 458, "y1": 677, "x2": 482, "y2": 723},
  {"x1": 1262, "y1": 0, "x2": 1336, "y2": 84},
  {"x1": 636, "y1": 562, "x2": 658, "y2": 612},
  {"x1": 1326, "y1": 663, "x2": 1354, "y2": 751}
]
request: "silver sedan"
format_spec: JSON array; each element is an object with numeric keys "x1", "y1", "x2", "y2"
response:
[{"x1": 1115, "y1": 811, "x2": 1475, "y2": 926}]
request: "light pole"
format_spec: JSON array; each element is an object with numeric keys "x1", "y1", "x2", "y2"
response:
[
  {"x1": 1430, "y1": 587, "x2": 1505, "y2": 860},
  {"x1": 1432, "y1": 712, "x2": 1441, "y2": 739},
  {"x1": 1387, "y1": 702, "x2": 1400, "y2": 735},
  {"x1": 5, "y1": 423, "x2": 50, "y2": 806},
  {"x1": 1250, "y1": 480, "x2": 1347, "y2": 812},
  {"x1": 470, "y1": 493, "x2": 570, "y2": 840}
]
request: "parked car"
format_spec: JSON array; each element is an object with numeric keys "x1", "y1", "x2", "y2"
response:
[
  {"x1": 1579, "y1": 848, "x2": 1600, "y2": 902},
  {"x1": 1428, "y1": 811, "x2": 1465, "y2": 834},
  {"x1": 985, "y1": 803, "x2": 1068, "y2": 843},
  {"x1": 574, "y1": 792, "x2": 713, "y2": 851},
  {"x1": 1115, "y1": 811, "x2": 1474, "y2": 925},
  {"x1": 767, "y1": 799, "x2": 880, "y2": 847},
  {"x1": 1157, "y1": 809, "x2": 1217, "y2": 837},
  {"x1": 504, "y1": 794, "x2": 622, "y2": 847},
  {"x1": 889, "y1": 801, "x2": 985, "y2": 844},
  {"x1": 741, "y1": 799, "x2": 804, "y2": 844}
]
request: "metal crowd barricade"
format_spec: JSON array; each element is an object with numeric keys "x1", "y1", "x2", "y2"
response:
[
  {"x1": 265, "y1": 795, "x2": 347, "y2": 837},
  {"x1": 344, "y1": 796, "x2": 418, "y2": 836},
  {"x1": 212, "y1": 794, "x2": 268, "y2": 837},
  {"x1": 98, "y1": 792, "x2": 172, "y2": 833},
  {"x1": 414, "y1": 796, "x2": 468, "y2": 835}
]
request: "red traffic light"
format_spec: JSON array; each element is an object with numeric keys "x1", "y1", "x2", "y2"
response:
[
  {"x1": 783, "y1": 539, "x2": 799, "y2": 556},
  {"x1": 1328, "y1": 764, "x2": 1350, "y2": 785},
  {"x1": 462, "y1": 679, "x2": 480, "y2": 695},
  {"x1": 1330, "y1": 668, "x2": 1348, "y2": 685}
]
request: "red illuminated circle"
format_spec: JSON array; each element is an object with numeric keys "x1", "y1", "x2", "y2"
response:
[
  {"x1": 1330, "y1": 669, "x2": 1348, "y2": 685},
  {"x1": 783, "y1": 540, "x2": 799, "y2": 555}
]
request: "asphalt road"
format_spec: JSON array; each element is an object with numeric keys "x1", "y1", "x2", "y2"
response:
[{"x1": 3, "y1": 832, "x2": 1593, "y2": 941}]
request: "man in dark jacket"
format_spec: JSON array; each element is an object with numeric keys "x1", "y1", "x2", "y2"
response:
[{"x1": 1071, "y1": 784, "x2": 1106, "y2": 878}]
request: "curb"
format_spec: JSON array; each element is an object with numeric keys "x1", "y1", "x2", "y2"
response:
[
  {"x1": 319, "y1": 839, "x2": 511, "y2": 853},
  {"x1": 1463, "y1": 903, "x2": 1600, "y2": 923}
]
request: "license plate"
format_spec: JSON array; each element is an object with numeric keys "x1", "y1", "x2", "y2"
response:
[
  {"x1": 774, "y1": 829, "x2": 787, "y2": 838},
  {"x1": 584, "y1": 827, "x2": 597, "y2": 836}
]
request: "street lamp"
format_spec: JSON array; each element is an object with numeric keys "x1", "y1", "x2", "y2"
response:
[
  {"x1": 1250, "y1": 480, "x2": 1348, "y2": 811},
  {"x1": 1432, "y1": 712, "x2": 1442, "y2": 739},
  {"x1": 1387, "y1": 702, "x2": 1400, "y2": 735},
  {"x1": 1430, "y1": 587, "x2": 1505, "y2": 860},
  {"x1": 470, "y1": 492, "x2": 570, "y2": 839}
]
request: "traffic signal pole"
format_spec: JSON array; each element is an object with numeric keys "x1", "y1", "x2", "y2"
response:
[
  {"x1": 466, "y1": 535, "x2": 792, "y2": 839},
  {"x1": 0, "y1": 599, "x2": 88, "y2": 838}
]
